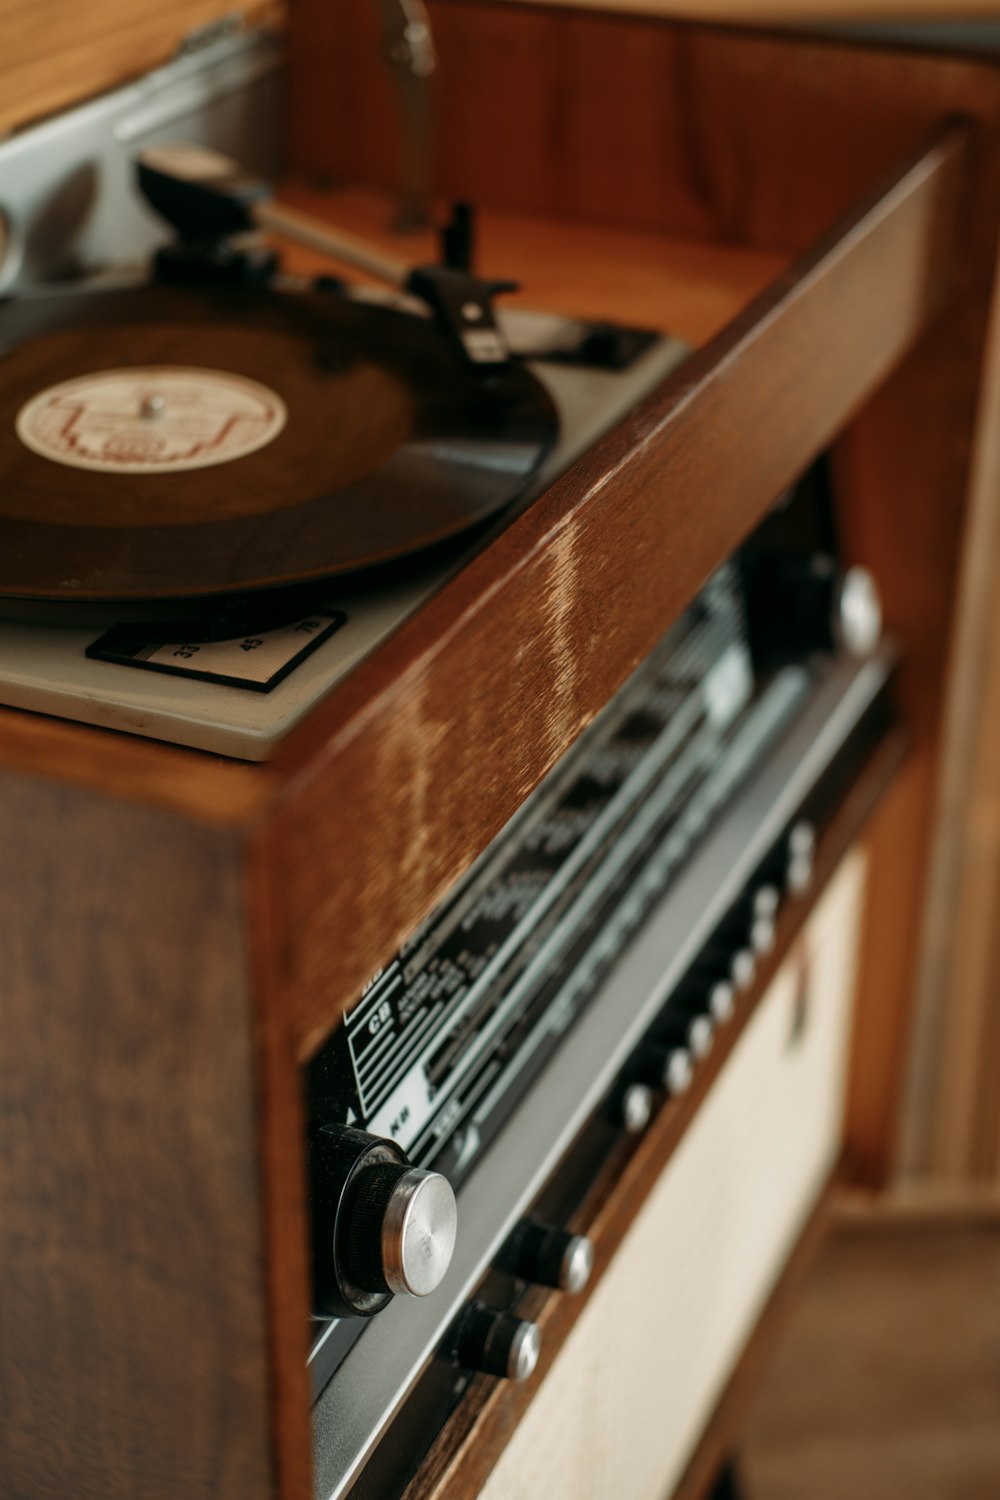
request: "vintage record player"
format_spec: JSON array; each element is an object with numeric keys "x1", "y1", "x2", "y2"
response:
[
  {"x1": 0, "y1": 26, "x2": 687, "y2": 759},
  {"x1": 11, "y1": 13, "x2": 992, "y2": 1500}
]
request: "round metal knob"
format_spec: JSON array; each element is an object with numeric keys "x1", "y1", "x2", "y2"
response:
[
  {"x1": 696, "y1": 939, "x2": 756, "y2": 993},
  {"x1": 730, "y1": 946, "x2": 757, "y2": 990},
  {"x1": 620, "y1": 1082, "x2": 654, "y2": 1134},
  {"x1": 752, "y1": 884, "x2": 781, "y2": 921},
  {"x1": 750, "y1": 885, "x2": 781, "y2": 952},
  {"x1": 672, "y1": 977, "x2": 735, "y2": 1026},
  {"x1": 508, "y1": 1222, "x2": 594, "y2": 1295},
  {"x1": 665, "y1": 1046, "x2": 694, "y2": 1096},
  {"x1": 654, "y1": 1008, "x2": 714, "y2": 1060},
  {"x1": 835, "y1": 566, "x2": 882, "y2": 658},
  {"x1": 746, "y1": 553, "x2": 881, "y2": 666},
  {"x1": 749, "y1": 912, "x2": 776, "y2": 956},
  {"x1": 310, "y1": 1123, "x2": 457, "y2": 1318},
  {"x1": 457, "y1": 1304, "x2": 542, "y2": 1383},
  {"x1": 634, "y1": 1042, "x2": 693, "y2": 1097},
  {"x1": 380, "y1": 1168, "x2": 458, "y2": 1297},
  {"x1": 787, "y1": 820, "x2": 816, "y2": 895},
  {"x1": 559, "y1": 1235, "x2": 595, "y2": 1295}
]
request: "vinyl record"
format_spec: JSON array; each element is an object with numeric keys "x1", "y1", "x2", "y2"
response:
[{"x1": 0, "y1": 282, "x2": 556, "y2": 617}]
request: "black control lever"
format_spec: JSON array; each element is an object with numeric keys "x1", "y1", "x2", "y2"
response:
[
  {"x1": 440, "y1": 201, "x2": 475, "y2": 272},
  {"x1": 136, "y1": 146, "x2": 515, "y2": 369}
]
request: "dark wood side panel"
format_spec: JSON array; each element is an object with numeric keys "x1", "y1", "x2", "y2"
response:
[
  {"x1": 0, "y1": 778, "x2": 274, "y2": 1500},
  {"x1": 263, "y1": 127, "x2": 967, "y2": 1060}
]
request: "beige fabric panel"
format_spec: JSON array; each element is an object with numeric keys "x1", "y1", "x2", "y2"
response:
[
  {"x1": 480, "y1": 851, "x2": 867, "y2": 1500},
  {"x1": 0, "y1": 1, "x2": 281, "y2": 139}
]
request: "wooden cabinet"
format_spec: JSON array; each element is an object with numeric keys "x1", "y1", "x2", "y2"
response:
[{"x1": 2, "y1": 7, "x2": 999, "y2": 1500}]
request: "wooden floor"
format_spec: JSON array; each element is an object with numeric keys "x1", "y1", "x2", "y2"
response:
[{"x1": 740, "y1": 1212, "x2": 1000, "y2": 1500}]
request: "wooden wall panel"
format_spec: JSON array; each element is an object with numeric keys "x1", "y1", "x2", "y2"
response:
[
  {"x1": 494, "y1": 1, "x2": 1000, "y2": 19},
  {"x1": 0, "y1": 0, "x2": 279, "y2": 139},
  {"x1": 833, "y1": 106, "x2": 1000, "y2": 1183},
  {"x1": 288, "y1": 2, "x2": 1000, "y2": 254},
  {"x1": 898, "y1": 263, "x2": 1000, "y2": 1189}
]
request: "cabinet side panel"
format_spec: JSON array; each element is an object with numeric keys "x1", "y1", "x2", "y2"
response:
[{"x1": 0, "y1": 774, "x2": 274, "y2": 1500}]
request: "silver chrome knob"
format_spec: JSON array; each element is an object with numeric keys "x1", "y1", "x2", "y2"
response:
[
  {"x1": 787, "y1": 820, "x2": 816, "y2": 895},
  {"x1": 664, "y1": 1046, "x2": 694, "y2": 1097},
  {"x1": 750, "y1": 885, "x2": 781, "y2": 952},
  {"x1": 559, "y1": 1235, "x2": 595, "y2": 1295},
  {"x1": 730, "y1": 947, "x2": 757, "y2": 991},
  {"x1": 749, "y1": 913, "x2": 776, "y2": 956},
  {"x1": 508, "y1": 1222, "x2": 594, "y2": 1295},
  {"x1": 753, "y1": 884, "x2": 781, "y2": 921},
  {"x1": 381, "y1": 1167, "x2": 458, "y2": 1297},
  {"x1": 457, "y1": 1304, "x2": 542, "y2": 1383},
  {"x1": 310, "y1": 1123, "x2": 457, "y2": 1319},
  {"x1": 655, "y1": 1008, "x2": 714, "y2": 1060},
  {"x1": 620, "y1": 1082, "x2": 654, "y2": 1133},
  {"x1": 835, "y1": 566, "x2": 882, "y2": 658},
  {"x1": 635, "y1": 1042, "x2": 693, "y2": 1097},
  {"x1": 509, "y1": 1319, "x2": 542, "y2": 1382},
  {"x1": 672, "y1": 977, "x2": 735, "y2": 1027}
]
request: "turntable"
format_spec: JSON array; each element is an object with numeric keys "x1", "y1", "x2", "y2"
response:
[{"x1": 0, "y1": 113, "x2": 687, "y2": 759}]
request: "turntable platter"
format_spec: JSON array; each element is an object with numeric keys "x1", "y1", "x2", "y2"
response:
[{"x1": 0, "y1": 283, "x2": 556, "y2": 614}]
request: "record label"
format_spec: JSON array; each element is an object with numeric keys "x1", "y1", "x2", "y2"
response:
[{"x1": 15, "y1": 366, "x2": 287, "y2": 474}]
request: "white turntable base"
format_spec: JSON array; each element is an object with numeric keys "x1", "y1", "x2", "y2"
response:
[{"x1": 0, "y1": 315, "x2": 687, "y2": 760}]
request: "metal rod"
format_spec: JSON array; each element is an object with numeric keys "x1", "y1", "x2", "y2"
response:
[{"x1": 253, "y1": 200, "x2": 411, "y2": 289}]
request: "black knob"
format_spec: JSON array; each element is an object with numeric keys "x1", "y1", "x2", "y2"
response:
[
  {"x1": 612, "y1": 1080, "x2": 655, "y2": 1134},
  {"x1": 747, "y1": 554, "x2": 881, "y2": 668},
  {"x1": 787, "y1": 820, "x2": 816, "y2": 894},
  {"x1": 671, "y1": 976, "x2": 736, "y2": 1026},
  {"x1": 505, "y1": 1222, "x2": 594, "y2": 1294},
  {"x1": 753, "y1": 884, "x2": 781, "y2": 921},
  {"x1": 633, "y1": 1042, "x2": 693, "y2": 1097},
  {"x1": 310, "y1": 1124, "x2": 457, "y2": 1319},
  {"x1": 716, "y1": 888, "x2": 780, "y2": 959},
  {"x1": 762, "y1": 820, "x2": 816, "y2": 898},
  {"x1": 652, "y1": 1007, "x2": 714, "y2": 1059},
  {"x1": 749, "y1": 884, "x2": 781, "y2": 951},
  {"x1": 694, "y1": 940, "x2": 757, "y2": 992},
  {"x1": 457, "y1": 1303, "x2": 542, "y2": 1382}
]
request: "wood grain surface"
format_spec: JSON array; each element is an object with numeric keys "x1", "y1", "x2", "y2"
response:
[
  {"x1": 0, "y1": 1, "x2": 281, "y2": 139},
  {"x1": 264, "y1": 125, "x2": 967, "y2": 1062},
  {"x1": 900, "y1": 249, "x2": 1000, "y2": 1190},
  {"x1": 832, "y1": 92, "x2": 1000, "y2": 1182},
  {"x1": 277, "y1": 186, "x2": 787, "y2": 348},
  {"x1": 0, "y1": 776, "x2": 274, "y2": 1500},
  {"x1": 290, "y1": 3, "x2": 1000, "y2": 253},
  {"x1": 493, "y1": 1, "x2": 1000, "y2": 19},
  {"x1": 2, "y1": 15, "x2": 999, "y2": 1500},
  {"x1": 742, "y1": 1215, "x2": 1000, "y2": 1500}
]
